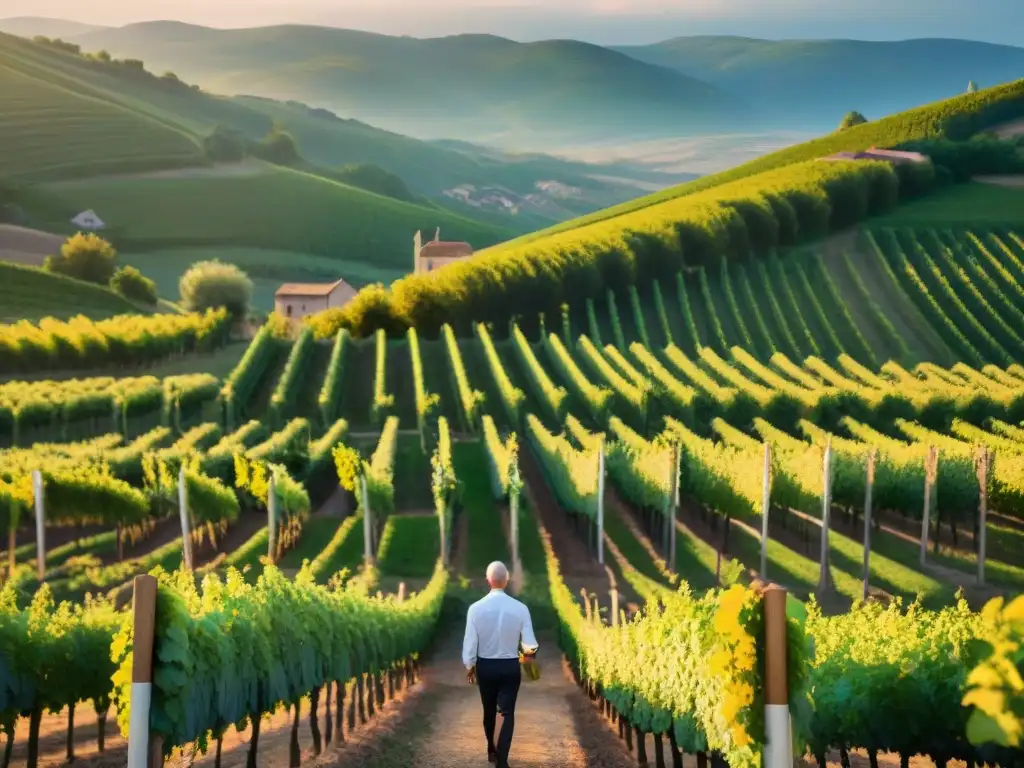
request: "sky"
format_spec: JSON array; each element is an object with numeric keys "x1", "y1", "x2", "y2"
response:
[{"x1": 3, "y1": 0, "x2": 1022, "y2": 46}]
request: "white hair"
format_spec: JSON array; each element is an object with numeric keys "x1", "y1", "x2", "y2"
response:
[{"x1": 486, "y1": 561, "x2": 509, "y2": 585}]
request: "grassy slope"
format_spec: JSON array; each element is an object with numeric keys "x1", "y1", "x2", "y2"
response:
[
  {"x1": 41, "y1": 165, "x2": 515, "y2": 267},
  {"x1": 0, "y1": 32, "x2": 532, "y2": 257},
  {"x1": 486, "y1": 78, "x2": 1024, "y2": 252},
  {"x1": 0, "y1": 35, "x2": 203, "y2": 180},
  {"x1": 0, "y1": 261, "x2": 151, "y2": 322}
]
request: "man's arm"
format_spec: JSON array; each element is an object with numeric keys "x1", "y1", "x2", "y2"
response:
[
  {"x1": 520, "y1": 604, "x2": 539, "y2": 656},
  {"x1": 462, "y1": 605, "x2": 478, "y2": 670}
]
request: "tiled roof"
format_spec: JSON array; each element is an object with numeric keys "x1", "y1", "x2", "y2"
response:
[
  {"x1": 275, "y1": 278, "x2": 349, "y2": 297},
  {"x1": 420, "y1": 241, "x2": 473, "y2": 259}
]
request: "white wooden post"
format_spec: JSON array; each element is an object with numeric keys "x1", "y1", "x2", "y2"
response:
[
  {"x1": 818, "y1": 439, "x2": 833, "y2": 593},
  {"x1": 177, "y1": 466, "x2": 192, "y2": 572},
  {"x1": 596, "y1": 438, "x2": 606, "y2": 566},
  {"x1": 361, "y1": 473, "x2": 374, "y2": 565},
  {"x1": 920, "y1": 446, "x2": 936, "y2": 566},
  {"x1": 668, "y1": 443, "x2": 680, "y2": 573},
  {"x1": 763, "y1": 586, "x2": 793, "y2": 768},
  {"x1": 127, "y1": 575, "x2": 158, "y2": 768},
  {"x1": 610, "y1": 588, "x2": 620, "y2": 627},
  {"x1": 977, "y1": 447, "x2": 989, "y2": 586},
  {"x1": 862, "y1": 450, "x2": 876, "y2": 601},
  {"x1": 439, "y1": 504, "x2": 448, "y2": 567},
  {"x1": 32, "y1": 470, "x2": 45, "y2": 582},
  {"x1": 760, "y1": 443, "x2": 771, "y2": 579},
  {"x1": 267, "y1": 472, "x2": 278, "y2": 562},
  {"x1": 510, "y1": 487, "x2": 520, "y2": 572}
]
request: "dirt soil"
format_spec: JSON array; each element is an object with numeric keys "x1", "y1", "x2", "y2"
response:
[
  {"x1": 974, "y1": 175, "x2": 1024, "y2": 188},
  {"x1": 0, "y1": 224, "x2": 64, "y2": 266}
]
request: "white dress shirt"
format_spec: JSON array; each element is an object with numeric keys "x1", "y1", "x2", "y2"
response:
[{"x1": 462, "y1": 589, "x2": 539, "y2": 669}]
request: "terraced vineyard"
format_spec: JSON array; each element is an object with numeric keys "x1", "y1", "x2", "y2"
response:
[
  {"x1": 573, "y1": 227, "x2": 1024, "y2": 371},
  {"x1": 3, "y1": 73, "x2": 1024, "y2": 768},
  {"x1": 0, "y1": 40, "x2": 203, "y2": 180}
]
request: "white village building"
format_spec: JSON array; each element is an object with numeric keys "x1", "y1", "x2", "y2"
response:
[{"x1": 70, "y1": 210, "x2": 105, "y2": 230}]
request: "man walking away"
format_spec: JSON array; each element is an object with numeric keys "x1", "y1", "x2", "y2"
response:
[{"x1": 462, "y1": 561, "x2": 539, "y2": 767}]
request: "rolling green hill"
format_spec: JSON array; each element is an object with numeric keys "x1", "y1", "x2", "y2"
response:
[
  {"x1": 0, "y1": 30, "x2": 694, "y2": 229},
  {"x1": 0, "y1": 260, "x2": 155, "y2": 322},
  {"x1": 615, "y1": 36, "x2": 1024, "y2": 129},
  {"x1": 70, "y1": 22, "x2": 741, "y2": 144},
  {"x1": 0, "y1": 16, "x2": 106, "y2": 39},
  {"x1": 301, "y1": 78, "x2": 1024, "y2": 342},
  {"x1": 38, "y1": 163, "x2": 516, "y2": 272},
  {"x1": 0, "y1": 39, "x2": 203, "y2": 180},
  {"x1": 491, "y1": 77, "x2": 1024, "y2": 251}
]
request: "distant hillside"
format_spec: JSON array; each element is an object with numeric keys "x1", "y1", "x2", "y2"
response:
[
  {"x1": 0, "y1": 16, "x2": 106, "y2": 39},
  {"x1": 70, "y1": 22, "x2": 742, "y2": 143},
  {"x1": 615, "y1": 36, "x2": 1024, "y2": 129},
  {"x1": 496, "y1": 77, "x2": 1024, "y2": 249},
  {"x1": 0, "y1": 31, "x2": 695, "y2": 230}
]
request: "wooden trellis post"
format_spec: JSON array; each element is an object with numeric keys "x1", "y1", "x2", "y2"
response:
[
  {"x1": 920, "y1": 446, "x2": 937, "y2": 566},
  {"x1": 977, "y1": 447, "x2": 989, "y2": 586},
  {"x1": 127, "y1": 574, "x2": 160, "y2": 768},
  {"x1": 862, "y1": 449, "x2": 877, "y2": 601},
  {"x1": 763, "y1": 585, "x2": 793, "y2": 768},
  {"x1": 33, "y1": 470, "x2": 45, "y2": 582},
  {"x1": 267, "y1": 472, "x2": 278, "y2": 562},
  {"x1": 817, "y1": 439, "x2": 833, "y2": 594},
  {"x1": 178, "y1": 466, "x2": 192, "y2": 572},
  {"x1": 361, "y1": 474, "x2": 374, "y2": 566}
]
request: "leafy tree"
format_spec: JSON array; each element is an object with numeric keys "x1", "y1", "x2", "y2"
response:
[
  {"x1": 44, "y1": 233, "x2": 118, "y2": 285},
  {"x1": 110, "y1": 266, "x2": 158, "y2": 305},
  {"x1": 179, "y1": 260, "x2": 252, "y2": 318},
  {"x1": 332, "y1": 163, "x2": 417, "y2": 202},
  {"x1": 967, "y1": 80, "x2": 979, "y2": 93},
  {"x1": 203, "y1": 125, "x2": 247, "y2": 163},
  {"x1": 250, "y1": 126, "x2": 301, "y2": 166},
  {"x1": 838, "y1": 111, "x2": 868, "y2": 131}
]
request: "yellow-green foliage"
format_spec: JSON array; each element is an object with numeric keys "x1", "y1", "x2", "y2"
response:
[
  {"x1": 502, "y1": 78, "x2": 1024, "y2": 244},
  {"x1": 309, "y1": 159, "x2": 900, "y2": 339}
]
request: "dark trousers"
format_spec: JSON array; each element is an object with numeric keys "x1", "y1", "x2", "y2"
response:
[{"x1": 477, "y1": 658, "x2": 522, "y2": 765}]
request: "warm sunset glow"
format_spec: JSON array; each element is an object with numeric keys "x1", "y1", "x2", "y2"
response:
[{"x1": 1, "y1": 0, "x2": 1020, "y2": 45}]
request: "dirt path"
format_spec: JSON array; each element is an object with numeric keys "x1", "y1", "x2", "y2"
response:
[
  {"x1": 519, "y1": 444, "x2": 641, "y2": 612},
  {"x1": 975, "y1": 175, "x2": 1024, "y2": 188},
  {"x1": 407, "y1": 629, "x2": 635, "y2": 768},
  {"x1": 47, "y1": 159, "x2": 271, "y2": 187},
  {"x1": 991, "y1": 118, "x2": 1024, "y2": 139}
]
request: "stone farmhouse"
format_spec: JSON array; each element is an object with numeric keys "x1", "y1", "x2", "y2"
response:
[
  {"x1": 413, "y1": 228, "x2": 473, "y2": 275},
  {"x1": 274, "y1": 278, "x2": 356, "y2": 321}
]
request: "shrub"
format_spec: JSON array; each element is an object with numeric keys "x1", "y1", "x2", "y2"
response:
[
  {"x1": 250, "y1": 126, "x2": 301, "y2": 166},
  {"x1": 331, "y1": 164, "x2": 417, "y2": 203},
  {"x1": 203, "y1": 125, "x2": 247, "y2": 163},
  {"x1": 44, "y1": 233, "x2": 118, "y2": 285},
  {"x1": 110, "y1": 266, "x2": 158, "y2": 305},
  {"x1": 179, "y1": 260, "x2": 253, "y2": 318},
  {"x1": 838, "y1": 111, "x2": 868, "y2": 130},
  {"x1": 901, "y1": 136, "x2": 1024, "y2": 182}
]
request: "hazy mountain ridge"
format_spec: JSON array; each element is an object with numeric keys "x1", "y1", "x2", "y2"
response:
[
  {"x1": 60, "y1": 21, "x2": 745, "y2": 143},
  {"x1": 615, "y1": 35, "x2": 1024, "y2": 128}
]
